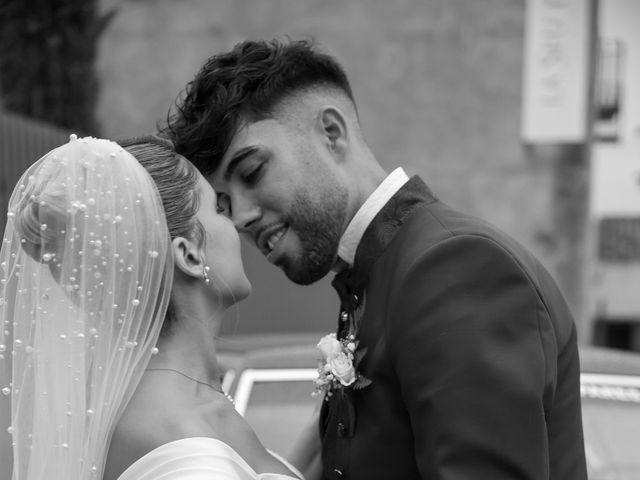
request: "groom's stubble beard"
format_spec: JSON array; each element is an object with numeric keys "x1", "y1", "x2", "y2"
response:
[{"x1": 280, "y1": 185, "x2": 348, "y2": 285}]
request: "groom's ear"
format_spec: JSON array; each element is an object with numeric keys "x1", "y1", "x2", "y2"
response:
[
  {"x1": 318, "y1": 106, "x2": 348, "y2": 158},
  {"x1": 171, "y1": 236, "x2": 204, "y2": 280}
]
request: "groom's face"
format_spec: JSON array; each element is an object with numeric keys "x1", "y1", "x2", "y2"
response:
[{"x1": 209, "y1": 118, "x2": 348, "y2": 285}]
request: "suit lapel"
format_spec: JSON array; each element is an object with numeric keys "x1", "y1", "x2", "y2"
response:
[{"x1": 336, "y1": 176, "x2": 437, "y2": 293}]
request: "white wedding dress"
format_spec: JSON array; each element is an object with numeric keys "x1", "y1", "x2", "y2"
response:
[{"x1": 117, "y1": 437, "x2": 302, "y2": 480}]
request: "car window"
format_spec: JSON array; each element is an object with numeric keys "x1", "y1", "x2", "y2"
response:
[{"x1": 235, "y1": 368, "x2": 318, "y2": 453}]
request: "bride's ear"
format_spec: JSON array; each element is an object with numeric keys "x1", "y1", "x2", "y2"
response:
[{"x1": 171, "y1": 236, "x2": 204, "y2": 280}]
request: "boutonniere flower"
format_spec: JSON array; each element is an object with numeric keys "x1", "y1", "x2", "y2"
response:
[{"x1": 314, "y1": 333, "x2": 372, "y2": 398}]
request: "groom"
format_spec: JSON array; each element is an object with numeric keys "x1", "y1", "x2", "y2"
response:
[{"x1": 166, "y1": 39, "x2": 588, "y2": 480}]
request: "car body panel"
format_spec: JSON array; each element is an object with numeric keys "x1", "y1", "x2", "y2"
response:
[{"x1": 218, "y1": 335, "x2": 640, "y2": 478}]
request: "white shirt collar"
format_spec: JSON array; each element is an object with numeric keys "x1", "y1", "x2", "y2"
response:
[{"x1": 337, "y1": 167, "x2": 410, "y2": 267}]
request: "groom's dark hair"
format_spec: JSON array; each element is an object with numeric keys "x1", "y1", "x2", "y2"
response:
[{"x1": 164, "y1": 38, "x2": 356, "y2": 177}]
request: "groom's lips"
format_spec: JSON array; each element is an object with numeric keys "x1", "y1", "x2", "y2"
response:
[
  {"x1": 257, "y1": 223, "x2": 288, "y2": 260},
  {"x1": 266, "y1": 228, "x2": 289, "y2": 265}
]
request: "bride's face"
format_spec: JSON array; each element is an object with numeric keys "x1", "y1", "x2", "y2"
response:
[{"x1": 195, "y1": 174, "x2": 252, "y2": 304}]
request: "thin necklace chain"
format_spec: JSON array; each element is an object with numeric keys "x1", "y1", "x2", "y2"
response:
[{"x1": 145, "y1": 367, "x2": 235, "y2": 404}]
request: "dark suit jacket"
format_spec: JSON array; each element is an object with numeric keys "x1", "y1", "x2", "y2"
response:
[{"x1": 320, "y1": 176, "x2": 587, "y2": 480}]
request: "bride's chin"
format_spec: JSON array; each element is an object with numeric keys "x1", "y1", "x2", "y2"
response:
[
  {"x1": 218, "y1": 278, "x2": 252, "y2": 308},
  {"x1": 235, "y1": 278, "x2": 252, "y2": 302}
]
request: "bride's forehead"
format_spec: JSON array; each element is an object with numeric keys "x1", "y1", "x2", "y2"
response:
[{"x1": 195, "y1": 172, "x2": 217, "y2": 198}]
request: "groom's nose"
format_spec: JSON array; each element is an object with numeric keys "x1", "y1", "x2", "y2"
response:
[{"x1": 231, "y1": 196, "x2": 261, "y2": 233}]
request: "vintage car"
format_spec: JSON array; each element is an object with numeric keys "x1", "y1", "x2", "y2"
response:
[
  {"x1": 218, "y1": 333, "x2": 640, "y2": 479},
  {"x1": 579, "y1": 345, "x2": 640, "y2": 479}
]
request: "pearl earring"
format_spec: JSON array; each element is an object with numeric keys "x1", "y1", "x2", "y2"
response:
[{"x1": 203, "y1": 265, "x2": 211, "y2": 285}]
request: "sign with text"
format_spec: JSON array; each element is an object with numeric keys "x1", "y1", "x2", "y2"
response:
[{"x1": 521, "y1": 0, "x2": 595, "y2": 143}]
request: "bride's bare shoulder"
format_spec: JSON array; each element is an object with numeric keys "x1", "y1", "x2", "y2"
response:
[{"x1": 102, "y1": 377, "x2": 226, "y2": 480}]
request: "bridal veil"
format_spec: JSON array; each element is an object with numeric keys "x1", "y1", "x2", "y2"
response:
[{"x1": 0, "y1": 136, "x2": 173, "y2": 479}]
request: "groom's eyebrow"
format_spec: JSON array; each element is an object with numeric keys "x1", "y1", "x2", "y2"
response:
[{"x1": 224, "y1": 146, "x2": 258, "y2": 181}]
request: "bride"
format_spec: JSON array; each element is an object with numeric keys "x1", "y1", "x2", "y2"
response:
[{"x1": 0, "y1": 135, "x2": 313, "y2": 480}]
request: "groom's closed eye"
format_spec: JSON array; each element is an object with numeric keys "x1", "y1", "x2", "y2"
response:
[
  {"x1": 238, "y1": 159, "x2": 265, "y2": 186},
  {"x1": 224, "y1": 146, "x2": 259, "y2": 181}
]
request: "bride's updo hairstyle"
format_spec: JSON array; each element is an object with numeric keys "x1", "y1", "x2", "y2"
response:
[
  {"x1": 117, "y1": 135, "x2": 205, "y2": 336},
  {"x1": 10, "y1": 137, "x2": 171, "y2": 307},
  {"x1": 13, "y1": 160, "x2": 69, "y2": 273}
]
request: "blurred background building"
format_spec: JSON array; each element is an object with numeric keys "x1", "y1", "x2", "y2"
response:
[
  {"x1": 1, "y1": 0, "x2": 639, "y2": 348},
  {"x1": 588, "y1": 1, "x2": 640, "y2": 352}
]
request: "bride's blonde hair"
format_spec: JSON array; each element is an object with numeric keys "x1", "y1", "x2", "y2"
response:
[{"x1": 119, "y1": 135, "x2": 205, "y2": 335}]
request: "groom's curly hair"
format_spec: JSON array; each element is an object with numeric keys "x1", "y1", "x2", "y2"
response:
[{"x1": 163, "y1": 38, "x2": 356, "y2": 177}]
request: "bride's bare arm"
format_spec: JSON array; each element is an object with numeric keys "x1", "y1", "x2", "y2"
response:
[{"x1": 285, "y1": 398, "x2": 323, "y2": 480}]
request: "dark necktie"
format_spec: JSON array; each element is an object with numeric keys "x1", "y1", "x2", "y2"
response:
[{"x1": 331, "y1": 268, "x2": 363, "y2": 340}]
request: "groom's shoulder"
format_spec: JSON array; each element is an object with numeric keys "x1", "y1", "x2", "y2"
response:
[
  {"x1": 388, "y1": 196, "x2": 542, "y2": 280},
  {"x1": 396, "y1": 197, "x2": 509, "y2": 251}
]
